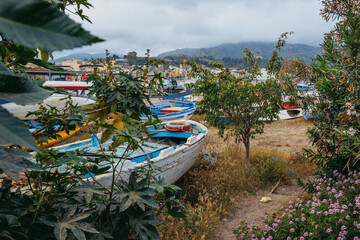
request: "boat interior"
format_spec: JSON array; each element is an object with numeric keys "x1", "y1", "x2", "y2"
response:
[{"x1": 53, "y1": 123, "x2": 206, "y2": 166}]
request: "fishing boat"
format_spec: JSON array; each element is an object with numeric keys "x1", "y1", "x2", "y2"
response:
[
  {"x1": 52, "y1": 120, "x2": 208, "y2": 184},
  {"x1": 281, "y1": 96, "x2": 301, "y2": 109},
  {"x1": 278, "y1": 108, "x2": 303, "y2": 120},
  {"x1": 27, "y1": 121, "x2": 85, "y2": 148},
  {"x1": 1, "y1": 94, "x2": 95, "y2": 120},
  {"x1": 259, "y1": 108, "x2": 303, "y2": 121},
  {"x1": 142, "y1": 97, "x2": 197, "y2": 122},
  {"x1": 43, "y1": 80, "x2": 91, "y2": 90},
  {"x1": 297, "y1": 83, "x2": 315, "y2": 91}
]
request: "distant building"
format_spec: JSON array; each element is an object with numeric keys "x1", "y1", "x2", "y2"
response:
[
  {"x1": 79, "y1": 64, "x2": 104, "y2": 72},
  {"x1": 57, "y1": 59, "x2": 83, "y2": 71}
]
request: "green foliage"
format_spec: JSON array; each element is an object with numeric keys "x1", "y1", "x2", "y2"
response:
[
  {"x1": 0, "y1": 0, "x2": 103, "y2": 52},
  {"x1": 0, "y1": 1, "x2": 183, "y2": 240},
  {"x1": 304, "y1": 1, "x2": 360, "y2": 175},
  {"x1": 126, "y1": 51, "x2": 138, "y2": 66},
  {"x1": 188, "y1": 35, "x2": 290, "y2": 162}
]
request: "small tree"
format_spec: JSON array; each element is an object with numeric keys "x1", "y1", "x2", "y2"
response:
[{"x1": 189, "y1": 34, "x2": 290, "y2": 163}]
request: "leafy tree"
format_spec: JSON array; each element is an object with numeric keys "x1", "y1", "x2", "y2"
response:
[
  {"x1": 302, "y1": 0, "x2": 360, "y2": 174},
  {"x1": 127, "y1": 51, "x2": 138, "y2": 66},
  {"x1": 188, "y1": 34, "x2": 290, "y2": 163}
]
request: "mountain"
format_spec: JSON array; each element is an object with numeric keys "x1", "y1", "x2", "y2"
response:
[
  {"x1": 53, "y1": 52, "x2": 125, "y2": 62},
  {"x1": 158, "y1": 42, "x2": 321, "y2": 63},
  {"x1": 157, "y1": 48, "x2": 200, "y2": 58}
]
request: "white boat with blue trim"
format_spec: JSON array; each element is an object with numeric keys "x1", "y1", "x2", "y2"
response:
[
  {"x1": 142, "y1": 97, "x2": 197, "y2": 122},
  {"x1": 52, "y1": 120, "x2": 207, "y2": 184}
]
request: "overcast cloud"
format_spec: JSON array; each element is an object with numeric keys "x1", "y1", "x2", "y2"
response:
[{"x1": 54, "y1": 0, "x2": 334, "y2": 58}]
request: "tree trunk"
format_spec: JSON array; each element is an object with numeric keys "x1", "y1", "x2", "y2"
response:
[{"x1": 245, "y1": 137, "x2": 250, "y2": 163}]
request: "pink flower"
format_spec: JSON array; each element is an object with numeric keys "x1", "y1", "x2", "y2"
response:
[
  {"x1": 326, "y1": 228, "x2": 332, "y2": 233},
  {"x1": 290, "y1": 228, "x2": 295, "y2": 232}
]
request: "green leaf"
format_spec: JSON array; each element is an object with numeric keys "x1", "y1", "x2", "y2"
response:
[
  {"x1": 0, "y1": 106, "x2": 39, "y2": 151},
  {"x1": 54, "y1": 223, "x2": 68, "y2": 240},
  {"x1": 72, "y1": 228, "x2": 86, "y2": 240},
  {"x1": 0, "y1": 0, "x2": 103, "y2": 52},
  {"x1": 74, "y1": 222, "x2": 99, "y2": 234},
  {"x1": 0, "y1": 63, "x2": 50, "y2": 105},
  {"x1": 115, "y1": 174, "x2": 157, "y2": 212},
  {"x1": 46, "y1": 206, "x2": 97, "y2": 240},
  {"x1": 68, "y1": 212, "x2": 92, "y2": 223},
  {"x1": 129, "y1": 210, "x2": 161, "y2": 240},
  {"x1": 0, "y1": 148, "x2": 36, "y2": 174},
  {"x1": 73, "y1": 180, "x2": 104, "y2": 204}
]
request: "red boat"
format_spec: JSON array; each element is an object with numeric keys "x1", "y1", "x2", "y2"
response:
[{"x1": 281, "y1": 101, "x2": 301, "y2": 109}]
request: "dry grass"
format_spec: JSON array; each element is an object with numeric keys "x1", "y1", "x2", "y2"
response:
[{"x1": 157, "y1": 144, "x2": 315, "y2": 239}]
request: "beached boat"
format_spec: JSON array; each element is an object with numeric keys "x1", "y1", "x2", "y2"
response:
[
  {"x1": 28, "y1": 122, "x2": 85, "y2": 148},
  {"x1": 1, "y1": 94, "x2": 95, "y2": 120},
  {"x1": 43, "y1": 80, "x2": 91, "y2": 90},
  {"x1": 52, "y1": 120, "x2": 208, "y2": 184},
  {"x1": 163, "y1": 79, "x2": 185, "y2": 91},
  {"x1": 281, "y1": 96, "x2": 302, "y2": 109},
  {"x1": 278, "y1": 108, "x2": 303, "y2": 120},
  {"x1": 297, "y1": 83, "x2": 315, "y2": 91},
  {"x1": 142, "y1": 97, "x2": 197, "y2": 122},
  {"x1": 259, "y1": 108, "x2": 303, "y2": 121}
]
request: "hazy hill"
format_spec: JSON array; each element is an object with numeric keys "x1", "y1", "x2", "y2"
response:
[
  {"x1": 53, "y1": 52, "x2": 125, "y2": 62},
  {"x1": 158, "y1": 42, "x2": 321, "y2": 63}
]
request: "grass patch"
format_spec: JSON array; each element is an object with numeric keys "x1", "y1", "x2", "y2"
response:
[{"x1": 157, "y1": 145, "x2": 315, "y2": 239}]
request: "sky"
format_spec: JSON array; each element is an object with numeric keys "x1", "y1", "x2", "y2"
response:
[{"x1": 54, "y1": 0, "x2": 334, "y2": 59}]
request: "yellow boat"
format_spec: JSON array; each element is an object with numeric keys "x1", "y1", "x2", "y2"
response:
[{"x1": 36, "y1": 125, "x2": 84, "y2": 148}]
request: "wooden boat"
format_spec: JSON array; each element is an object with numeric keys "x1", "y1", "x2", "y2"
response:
[
  {"x1": 1, "y1": 94, "x2": 95, "y2": 120},
  {"x1": 259, "y1": 108, "x2": 303, "y2": 121},
  {"x1": 278, "y1": 108, "x2": 303, "y2": 120},
  {"x1": 281, "y1": 101, "x2": 302, "y2": 109},
  {"x1": 35, "y1": 125, "x2": 85, "y2": 148},
  {"x1": 297, "y1": 83, "x2": 315, "y2": 91},
  {"x1": 52, "y1": 120, "x2": 208, "y2": 184},
  {"x1": 281, "y1": 96, "x2": 301, "y2": 109},
  {"x1": 43, "y1": 80, "x2": 91, "y2": 90},
  {"x1": 142, "y1": 97, "x2": 197, "y2": 122}
]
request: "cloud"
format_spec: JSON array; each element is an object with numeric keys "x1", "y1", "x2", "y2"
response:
[{"x1": 55, "y1": 0, "x2": 333, "y2": 58}]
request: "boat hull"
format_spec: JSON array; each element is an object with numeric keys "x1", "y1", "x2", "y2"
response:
[
  {"x1": 53, "y1": 120, "x2": 207, "y2": 185},
  {"x1": 97, "y1": 129, "x2": 206, "y2": 185},
  {"x1": 2, "y1": 95, "x2": 94, "y2": 120}
]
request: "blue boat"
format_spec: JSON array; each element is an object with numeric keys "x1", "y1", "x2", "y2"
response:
[{"x1": 142, "y1": 96, "x2": 197, "y2": 122}]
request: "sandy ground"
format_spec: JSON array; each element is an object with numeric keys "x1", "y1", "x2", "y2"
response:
[
  {"x1": 203, "y1": 117, "x2": 314, "y2": 240},
  {"x1": 202, "y1": 117, "x2": 313, "y2": 154}
]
